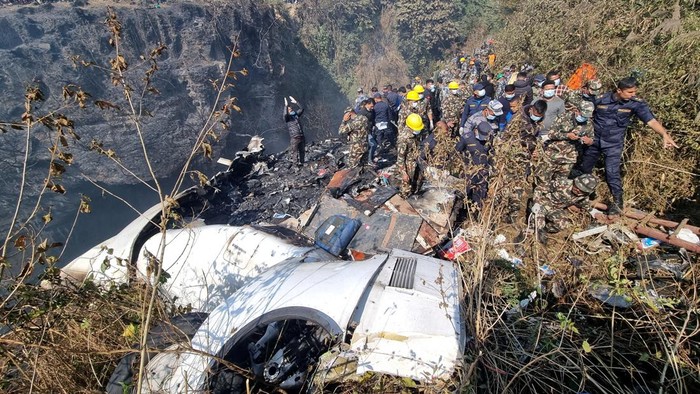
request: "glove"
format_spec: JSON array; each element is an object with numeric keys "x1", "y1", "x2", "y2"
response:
[
  {"x1": 284, "y1": 97, "x2": 288, "y2": 106},
  {"x1": 429, "y1": 120, "x2": 434, "y2": 130},
  {"x1": 289, "y1": 96, "x2": 297, "y2": 104}
]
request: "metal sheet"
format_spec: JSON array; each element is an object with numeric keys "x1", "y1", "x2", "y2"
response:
[{"x1": 348, "y1": 211, "x2": 422, "y2": 253}]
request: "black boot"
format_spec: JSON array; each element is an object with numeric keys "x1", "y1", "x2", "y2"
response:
[{"x1": 608, "y1": 195, "x2": 623, "y2": 216}]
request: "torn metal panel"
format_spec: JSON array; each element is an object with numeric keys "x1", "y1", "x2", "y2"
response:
[
  {"x1": 347, "y1": 211, "x2": 422, "y2": 253},
  {"x1": 406, "y1": 188, "x2": 460, "y2": 234},
  {"x1": 342, "y1": 186, "x2": 397, "y2": 216}
]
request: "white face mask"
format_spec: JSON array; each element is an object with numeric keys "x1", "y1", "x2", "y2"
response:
[
  {"x1": 575, "y1": 114, "x2": 588, "y2": 123},
  {"x1": 505, "y1": 93, "x2": 515, "y2": 100},
  {"x1": 543, "y1": 89, "x2": 555, "y2": 98},
  {"x1": 418, "y1": 93, "x2": 424, "y2": 100},
  {"x1": 530, "y1": 113, "x2": 543, "y2": 122},
  {"x1": 554, "y1": 78, "x2": 561, "y2": 86},
  {"x1": 411, "y1": 102, "x2": 419, "y2": 108},
  {"x1": 450, "y1": 89, "x2": 459, "y2": 95},
  {"x1": 476, "y1": 89, "x2": 486, "y2": 97},
  {"x1": 486, "y1": 114, "x2": 497, "y2": 120}
]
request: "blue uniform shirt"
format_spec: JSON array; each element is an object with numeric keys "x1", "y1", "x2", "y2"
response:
[
  {"x1": 460, "y1": 95, "x2": 492, "y2": 128},
  {"x1": 593, "y1": 92, "x2": 655, "y2": 148}
]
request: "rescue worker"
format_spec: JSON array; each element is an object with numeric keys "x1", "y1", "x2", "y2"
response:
[
  {"x1": 440, "y1": 81, "x2": 465, "y2": 136},
  {"x1": 460, "y1": 83, "x2": 492, "y2": 131},
  {"x1": 536, "y1": 101, "x2": 595, "y2": 186},
  {"x1": 493, "y1": 100, "x2": 547, "y2": 224},
  {"x1": 413, "y1": 84, "x2": 434, "y2": 129},
  {"x1": 398, "y1": 90, "x2": 428, "y2": 133},
  {"x1": 531, "y1": 174, "x2": 599, "y2": 244},
  {"x1": 571, "y1": 77, "x2": 678, "y2": 216},
  {"x1": 457, "y1": 100, "x2": 503, "y2": 212},
  {"x1": 395, "y1": 113, "x2": 427, "y2": 198},
  {"x1": 283, "y1": 96, "x2": 305, "y2": 166},
  {"x1": 338, "y1": 106, "x2": 370, "y2": 168}
]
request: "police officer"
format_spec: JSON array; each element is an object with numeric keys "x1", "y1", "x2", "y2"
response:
[
  {"x1": 459, "y1": 83, "x2": 492, "y2": 133},
  {"x1": 571, "y1": 77, "x2": 678, "y2": 216},
  {"x1": 457, "y1": 100, "x2": 503, "y2": 213}
]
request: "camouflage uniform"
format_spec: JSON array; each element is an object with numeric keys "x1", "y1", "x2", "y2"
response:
[
  {"x1": 394, "y1": 126, "x2": 425, "y2": 197},
  {"x1": 536, "y1": 112, "x2": 594, "y2": 184},
  {"x1": 338, "y1": 114, "x2": 370, "y2": 168},
  {"x1": 397, "y1": 99, "x2": 429, "y2": 133},
  {"x1": 491, "y1": 108, "x2": 541, "y2": 223},
  {"x1": 533, "y1": 177, "x2": 591, "y2": 232},
  {"x1": 440, "y1": 90, "x2": 465, "y2": 135}
]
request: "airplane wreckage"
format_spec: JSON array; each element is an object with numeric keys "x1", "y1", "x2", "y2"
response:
[
  {"x1": 61, "y1": 137, "x2": 468, "y2": 393},
  {"x1": 60, "y1": 133, "x2": 700, "y2": 393}
]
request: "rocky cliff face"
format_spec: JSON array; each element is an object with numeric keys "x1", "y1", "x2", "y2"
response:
[{"x1": 0, "y1": 1, "x2": 347, "y2": 219}]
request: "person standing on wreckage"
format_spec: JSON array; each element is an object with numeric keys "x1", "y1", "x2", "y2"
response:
[
  {"x1": 283, "y1": 96, "x2": 305, "y2": 167},
  {"x1": 338, "y1": 105, "x2": 371, "y2": 168},
  {"x1": 395, "y1": 113, "x2": 427, "y2": 198},
  {"x1": 569, "y1": 77, "x2": 678, "y2": 217}
]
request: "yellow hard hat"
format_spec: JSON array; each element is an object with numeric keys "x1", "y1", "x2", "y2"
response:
[
  {"x1": 413, "y1": 84, "x2": 425, "y2": 93},
  {"x1": 460, "y1": 57, "x2": 466, "y2": 62},
  {"x1": 406, "y1": 90, "x2": 420, "y2": 101},
  {"x1": 448, "y1": 81, "x2": 460, "y2": 90},
  {"x1": 406, "y1": 113, "x2": 424, "y2": 132}
]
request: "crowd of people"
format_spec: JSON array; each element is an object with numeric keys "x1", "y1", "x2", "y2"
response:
[{"x1": 285, "y1": 47, "x2": 679, "y2": 242}]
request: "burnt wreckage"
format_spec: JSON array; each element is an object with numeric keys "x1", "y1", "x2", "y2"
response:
[{"x1": 62, "y1": 136, "x2": 467, "y2": 393}]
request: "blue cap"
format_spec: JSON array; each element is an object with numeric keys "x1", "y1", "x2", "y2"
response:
[{"x1": 473, "y1": 83, "x2": 484, "y2": 90}]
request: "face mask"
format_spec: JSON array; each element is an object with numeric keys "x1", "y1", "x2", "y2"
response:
[
  {"x1": 582, "y1": 93, "x2": 591, "y2": 99},
  {"x1": 476, "y1": 89, "x2": 486, "y2": 97},
  {"x1": 530, "y1": 113, "x2": 543, "y2": 122},
  {"x1": 411, "y1": 102, "x2": 419, "y2": 108},
  {"x1": 575, "y1": 114, "x2": 588, "y2": 123},
  {"x1": 450, "y1": 89, "x2": 459, "y2": 95},
  {"x1": 554, "y1": 78, "x2": 561, "y2": 86},
  {"x1": 536, "y1": 81, "x2": 544, "y2": 87},
  {"x1": 486, "y1": 114, "x2": 497, "y2": 120},
  {"x1": 289, "y1": 111, "x2": 296, "y2": 116},
  {"x1": 429, "y1": 86, "x2": 435, "y2": 92},
  {"x1": 412, "y1": 129, "x2": 422, "y2": 136},
  {"x1": 505, "y1": 93, "x2": 515, "y2": 100},
  {"x1": 543, "y1": 89, "x2": 555, "y2": 98},
  {"x1": 418, "y1": 94, "x2": 424, "y2": 100}
]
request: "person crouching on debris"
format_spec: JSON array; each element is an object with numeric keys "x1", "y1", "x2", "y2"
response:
[
  {"x1": 395, "y1": 113, "x2": 427, "y2": 198},
  {"x1": 283, "y1": 96, "x2": 305, "y2": 166},
  {"x1": 338, "y1": 106, "x2": 370, "y2": 168},
  {"x1": 531, "y1": 174, "x2": 599, "y2": 244}
]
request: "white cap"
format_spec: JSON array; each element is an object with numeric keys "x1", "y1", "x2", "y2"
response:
[{"x1": 488, "y1": 100, "x2": 504, "y2": 116}]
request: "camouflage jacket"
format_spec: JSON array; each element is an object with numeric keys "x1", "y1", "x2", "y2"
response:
[
  {"x1": 398, "y1": 99, "x2": 429, "y2": 130},
  {"x1": 396, "y1": 128, "x2": 425, "y2": 176},
  {"x1": 545, "y1": 112, "x2": 594, "y2": 164},
  {"x1": 339, "y1": 114, "x2": 370, "y2": 145},
  {"x1": 534, "y1": 177, "x2": 591, "y2": 211},
  {"x1": 440, "y1": 91, "x2": 465, "y2": 124}
]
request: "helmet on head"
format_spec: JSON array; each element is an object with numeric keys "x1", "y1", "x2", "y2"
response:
[
  {"x1": 573, "y1": 174, "x2": 598, "y2": 194},
  {"x1": 460, "y1": 57, "x2": 466, "y2": 62},
  {"x1": 448, "y1": 81, "x2": 460, "y2": 90},
  {"x1": 406, "y1": 113, "x2": 424, "y2": 132},
  {"x1": 579, "y1": 101, "x2": 595, "y2": 118},
  {"x1": 413, "y1": 84, "x2": 425, "y2": 93},
  {"x1": 406, "y1": 91, "x2": 420, "y2": 101}
]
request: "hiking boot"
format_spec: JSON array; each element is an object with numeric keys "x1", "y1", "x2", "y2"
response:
[{"x1": 608, "y1": 195, "x2": 623, "y2": 216}]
